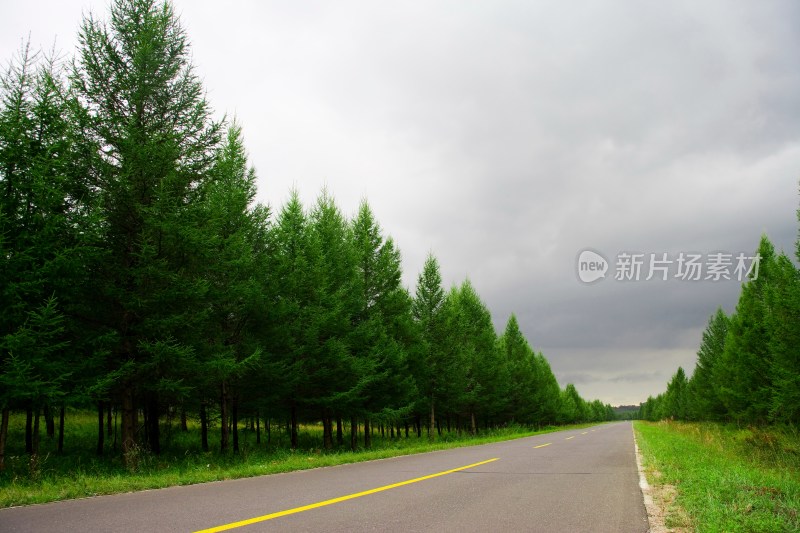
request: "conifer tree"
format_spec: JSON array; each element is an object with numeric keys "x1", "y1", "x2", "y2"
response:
[
  {"x1": 716, "y1": 236, "x2": 776, "y2": 424},
  {"x1": 349, "y1": 201, "x2": 415, "y2": 447},
  {"x1": 767, "y1": 252, "x2": 800, "y2": 423},
  {"x1": 688, "y1": 308, "x2": 729, "y2": 420},
  {"x1": 307, "y1": 191, "x2": 359, "y2": 448},
  {"x1": 498, "y1": 314, "x2": 534, "y2": 422},
  {"x1": 411, "y1": 254, "x2": 446, "y2": 437},
  {"x1": 662, "y1": 367, "x2": 688, "y2": 420},
  {"x1": 440, "y1": 280, "x2": 497, "y2": 433},
  {"x1": 0, "y1": 44, "x2": 90, "y2": 468},
  {"x1": 195, "y1": 123, "x2": 265, "y2": 452},
  {"x1": 72, "y1": 0, "x2": 222, "y2": 457},
  {"x1": 267, "y1": 192, "x2": 317, "y2": 450}
]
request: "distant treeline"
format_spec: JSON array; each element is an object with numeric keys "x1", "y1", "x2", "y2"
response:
[
  {"x1": 0, "y1": 0, "x2": 614, "y2": 470},
  {"x1": 640, "y1": 227, "x2": 800, "y2": 424},
  {"x1": 613, "y1": 405, "x2": 640, "y2": 420}
]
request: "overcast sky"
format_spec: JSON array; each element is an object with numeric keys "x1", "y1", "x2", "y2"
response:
[{"x1": 3, "y1": 1, "x2": 799, "y2": 405}]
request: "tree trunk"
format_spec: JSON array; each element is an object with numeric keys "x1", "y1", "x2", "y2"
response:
[
  {"x1": 28, "y1": 405, "x2": 40, "y2": 478},
  {"x1": 163, "y1": 407, "x2": 172, "y2": 444},
  {"x1": 350, "y1": 416, "x2": 358, "y2": 451},
  {"x1": 220, "y1": 383, "x2": 229, "y2": 452},
  {"x1": 58, "y1": 404, "x2": 65, "y2": 453},
  {"x1": 322, "y1": 412, "x2": 333, "y2": 450},
  {"x1": 25, "y1": 406, "x2": 33, "y2": 453},
  {"x1": 256, "y1": 410, "x2": 261, "y2": 445},
  {"x1": 470, "y1": 411, "x2": 477, "y2": 435},
  {"x1": 200, "y1": 401, "x2": 209, "y2": 452},
  {"x1": 290, "y1": 402, "x2": 298, "y2": 450},
  {"x1": 0, "y1": 407, "x2": 9, "y2": 471},
  {"x1": 232, "y1": 397, "x2": 239, "y2": 454},
  {"x1": 336, "y1": 416, "x2": 343, "y2": 446},
  {"x1": 107, "y1": 403, "x2": 112, "y2": 437},
  {"x1": 97, "y1": 401, "x2": 105, "y2": 456},
  {"x1": 142, "y1": 403, "x2": 149, "y2": 447},
  {"x1": 31, "y1": 405, "x2": 39, "y2": 460},
  {"x1": 45, "y1": 404, "x2": 55, "y2": 438},
  {"x1": 180, "y1": 406, "x2": 188, "y2": 432},
  {"x1": 121, "y1": 383, "x2": 137, "y2": 460},
  {"x1": 429, "y1": 400, "x2": 435, "y2": 440},
  {"x1": 147, "y1": 396, "x2": 160, "y2": 454},
  {"x1": 364, "y1": 418, "x2": 371, "y2": 449}
]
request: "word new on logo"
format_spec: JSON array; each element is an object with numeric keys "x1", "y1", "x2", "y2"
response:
[{"x1": 577, "y1": 250, "x2": 608, "y2": 284}]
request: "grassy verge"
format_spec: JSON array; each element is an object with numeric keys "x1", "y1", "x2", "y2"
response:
[
  {"x1": 634, "y1": 420, "x2": 800, "y2": 532},
  {"x1": 0, "y1": 411, "x2": 602, "y2": 508}
]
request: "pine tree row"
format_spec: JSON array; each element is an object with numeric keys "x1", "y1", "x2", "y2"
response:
[
  {"x1": 0, "y1": 0, "x2": 614, "y2": 469},
  {"x1": 640, "y1": 231, "x2": 800, "y2": 424}
]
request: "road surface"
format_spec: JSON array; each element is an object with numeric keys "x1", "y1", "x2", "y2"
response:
[{"x1": 0, "y1": 421, "x2": 648, "y2": 532}]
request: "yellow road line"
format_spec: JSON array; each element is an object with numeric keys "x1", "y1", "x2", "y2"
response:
[
  {"x1": 565, "y1": 436, "x2": 575, "y2": 440},
  {"x1": 194, "y1": 457, "x2": 499, "y2": 532},
  {"x1": 533, "y1": 443, "x2": 551, "y2": 449}
]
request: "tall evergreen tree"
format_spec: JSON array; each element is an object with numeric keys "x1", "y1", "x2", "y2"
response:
[
  {"x1": 688, "y1": 308, "x2": 729, "y2": 421},
  {"x1": 194, "y1": 123, "x2": 265, "y2": 452},
  {"x1": 639, "y1": 396, "x2": 657, "y2": 421},
  {"x1": 72, "y1": 0, "x2": 223, "y2": 458},
  {"x1": 411, "y1": 253, "x2": 446, "y2": 437},
  {"x1": 558, "y1": 384, "x2": 588, "y2": 424},
  {"x1": 498, "y1": 314, "x2": 534, "y2": 422},
  {"x1": 267, "y1": 192, "x2": 318, "y2": 450},
  {"x1": 716, "y1": 236, "x2": 776, "y2": 424},
  {"x1": 307, "y1": 190, "x2": 359, "y2": 449},
  {"x1": 349, "y1": 201, "x2": 415, "y2": 447},
  {"x1": 767, "y1": 252, "x2": 800, "y2": 423},
  {"x1": 529, "y1": 353, "x2": 562, "y2": 426},
  {"x1": 662, "y1": 367, "x2": 688, "y2": 420},
  {"x1": 440, "y1": 280, "x2": 497, "y2": 434}
]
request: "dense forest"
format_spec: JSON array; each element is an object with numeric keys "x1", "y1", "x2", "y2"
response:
[
  {"x1": 0, "y1": 0, "x2": 615, "y2": 470},
  {"x1": 640, "y1": 227, "x2": 800, "y2": 425}
]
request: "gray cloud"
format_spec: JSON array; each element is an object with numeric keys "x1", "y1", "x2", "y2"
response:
[
  {"x1": 3, "y1": 0, "x2": 798, "y2": 405},
  {"x1": 610, "y1": 372, "x2": 665, "y2": 384}
]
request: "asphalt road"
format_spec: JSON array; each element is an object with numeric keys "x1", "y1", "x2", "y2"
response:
[{"x1": 0, "y1": 421, "x2": 648, "y2": 532}]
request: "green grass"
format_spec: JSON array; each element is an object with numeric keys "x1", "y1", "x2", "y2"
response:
[
  {"x1": 0, "y1": 410, "x2": 602, "y2": 508},
  {"x1": 634, "y1": 420, "x2": 800, "y2": 532}
]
